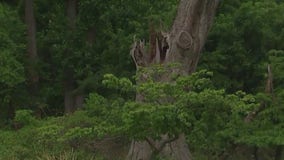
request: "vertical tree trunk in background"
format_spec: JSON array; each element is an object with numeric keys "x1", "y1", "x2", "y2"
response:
[
  {"x1": 128, "y1": 0, "x2": 220, "y2": 159},
  {"x1": 64, "y1": 0, "x2": 77, "y2": 113},
  {"x1": 274, "y1": 146, "x2": 282, "y2": 160},
  {"x1": 25, "y1": 0, "x2": 39, "y2": 108},
  {"x1": 253, "y1": 147, "x2": 259, "y2": 160}
]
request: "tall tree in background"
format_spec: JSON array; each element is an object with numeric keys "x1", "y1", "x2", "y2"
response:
[
  {"x1": 64, "y1": 0, "x2": 78, "y2": 113},
  {"x1": 25, "y1": 0, "x2": 39, "y2": 109},
  {"x1": 128, "y1": 0, "x2": 220, "y2": 159}
]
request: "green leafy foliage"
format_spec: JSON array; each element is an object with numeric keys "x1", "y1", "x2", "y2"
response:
[
  {"x1": 14, "y1": 110, "x2": 38, "y2": 126},
  {"x1": 0, "y1": 110, "x2": 99, "y2": 159},
  {"x1": 234, "y1": 50, "x2": 284, "y2": 148},
  {"x1": 0, "y1": 3, "x2": 26, "y2": 123},
  {"x1": 0, "y1": 4, "x2": 25, "y2": 87},
  {"x1": 201, "y1": 0, "x2": 284, "y2": 93},
  {"x1": 86, "y1": 69, "x2": 260, "y2": 153}
]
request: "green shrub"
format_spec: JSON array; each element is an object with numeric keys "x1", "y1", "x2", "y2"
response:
[{"x1": 14, "y1": 110, "x2": 38, "y2": 127}]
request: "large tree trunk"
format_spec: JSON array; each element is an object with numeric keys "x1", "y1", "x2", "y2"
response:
[
  {"x1": 64, "y1": 0, "x2": 77, "y2": 113},
  {"x1": 25, "y1": 0, "x2": 39, "y2": 109},
  {"x1": 128, "y1": 0, "x2": 220, "y2": 159}
]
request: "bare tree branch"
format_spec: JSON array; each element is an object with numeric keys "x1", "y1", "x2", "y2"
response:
[
  {"x1": 158, "y1": 135, "x2": 179, "y2": 152},
  {"x1": 145, "y1": 137, "x2": 159, "y2": 152}
]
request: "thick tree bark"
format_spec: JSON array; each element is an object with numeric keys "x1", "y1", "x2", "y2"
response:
[
  {"x1": 64, "y1": 0, "x2": 77, "y2": 113},
  {"x1": 25, "y1": 0, "x2": 39, "y2": 108},
  {"x1": 128, "y1": 0, "x2": 220, "y2": 159}
]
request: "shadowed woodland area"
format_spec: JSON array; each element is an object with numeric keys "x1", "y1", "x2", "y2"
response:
[{"x1": 0, "y1": 0, "x2": 284, "y2": 159}]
